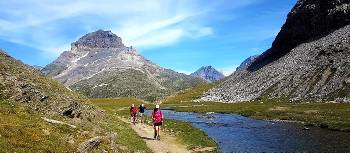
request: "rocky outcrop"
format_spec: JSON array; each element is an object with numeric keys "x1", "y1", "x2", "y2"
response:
[
  {"x1": 250, "y1": 0, "x2": 350, "y2": 71},
  {"x1": 73, "y1": 29, "x2": 124, "y2": 49},
  {"x1": 191, "y1": 66, "x2": 225, "y2": 82},
  {"x1": 42, "y1": 30, "x2": 205, "y2": 101},
  {"x1": 77, "y1": 136, "x2": 102, "y2": 153},
  {"x1": 0, "y1": 50, "x2": 98, "y2": 117},
  {"x1": 202, "y1": 0, "x2": 350, "y2": 102}
]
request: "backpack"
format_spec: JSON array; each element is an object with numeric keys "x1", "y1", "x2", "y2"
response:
[{"x1": 152, "y1": 110, "x2": 163, "y2": 123}]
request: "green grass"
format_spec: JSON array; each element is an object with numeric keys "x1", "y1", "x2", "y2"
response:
[
  {"x1": 90, "y1": 98, "x2": 219, "y2": 152},
  {"x1": 0, "y1": 99, "x2": 152, "y2": 153},
  {"x1": 0, "y1": 100, "x2": 83, "y2": 152},
  {"x1": 96, "y1": 113, "x2": 152, "y2": 153},
  {"x1": 162, "y1": 120, "x2": 218, "y2": 151},
  {"x1": 164, "y1": 82, "x2": 217, "y2": 104}
]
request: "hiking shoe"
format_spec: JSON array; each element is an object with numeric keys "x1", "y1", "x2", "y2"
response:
[{"x1": 157, "y1": 135, "x2": 160, "y2": 140}]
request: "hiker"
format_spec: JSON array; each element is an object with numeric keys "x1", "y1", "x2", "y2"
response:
[
  {"x1": 139, "y1": 104, "x2": 146, "y2": 123},
  {"x1": 152, "y1": 104, "x2": 164, "y2": 140},
  {"x1": 130, "y1": 104, "x2": 138, "y2": 125}
]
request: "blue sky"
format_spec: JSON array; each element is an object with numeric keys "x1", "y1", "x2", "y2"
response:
[{"x1": 0, "y1": 0, "x2": 296, "y2": 75}]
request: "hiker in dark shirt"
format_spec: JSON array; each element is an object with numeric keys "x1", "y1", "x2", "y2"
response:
[{"x1": 138, "y1": 104, "x2": 146, "y2": 123}]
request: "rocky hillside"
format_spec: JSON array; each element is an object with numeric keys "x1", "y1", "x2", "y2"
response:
[
  {"x1": 191, "y1": 66, "x2": 225, "y2": 82},
  {"x1": 202, "y1": 0, "x2": 350, "y2": 102},
  {"x1": 0, "y1": 50, "x2": 96, "y2": 117},
  {"x1": 250, "y1": 0, "x2": 350, "y2": 71},
  {"x1": 42, "y1": 30, "x2": 205, "y2": 101},
  {"x1": 0, "y1": 49, "x2": 152, "y2": 152},
  {"x1": 235, "y1": 55, "x2": 259, "y2": 72}
]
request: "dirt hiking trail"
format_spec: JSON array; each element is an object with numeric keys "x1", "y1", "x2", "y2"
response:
[{"x1": 120, "y1": 118, "x2": 191, "y2": 153}]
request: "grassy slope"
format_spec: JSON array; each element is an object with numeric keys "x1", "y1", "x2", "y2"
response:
[
  {"x1": 70, "y1": 68, "x2": 206, "y2": 102},
  {"x1": 0, "y1": 99, "x2": 151, "y2": 153},
  {"x1": 0, "y1": 100, "x2": 79, "y2": 152},
  {"x1": 164, "y1": 82, "x2": 217, "y2": 104},
  {"x1": 0, "y1": 50, "x2": 151, "y2": 152},
  {"x1": 162, "y1": 84, "x2": 350, "y2": 132},
  {"x1": 71, "y1": 69, "x2": 169, "y2": 102},
  {"x1": 90, "y1": 98, "x2": 218, "y2": 151}
]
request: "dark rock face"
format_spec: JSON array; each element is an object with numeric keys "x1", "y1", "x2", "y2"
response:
[
  {"x1": 191, "y1": 66, "x2": 225, "y2": 82},
  {"x1": 202, "y1": 0, "x2": 350, "y2": 102},
  {"x1": 235, "y1": 55, "x2": 259, "y2": 72},
  {"x1": 249, "y1": 0, "x2": 350, "y2": 71},
  {"x1": 72, "y1": 30, "x2": 124, "y2": 49}
]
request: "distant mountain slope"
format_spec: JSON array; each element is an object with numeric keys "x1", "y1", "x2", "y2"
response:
[
  {"x1": 190, "y1": 66, "x2": 225, "y2": 82},
  {"x1": 202, "y1": 0, "x2": 350, "y2": 102},
  {"x1": 42, "y1": 30, "x2": 205, "y2": 101},
  {"x1": 235, "y1": 55, "x2": 259, "y2": 72}
]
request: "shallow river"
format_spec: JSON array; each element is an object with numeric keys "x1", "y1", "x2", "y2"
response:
[{"x1": 149, "y1": 110, "x2": 350, "y2": 152}]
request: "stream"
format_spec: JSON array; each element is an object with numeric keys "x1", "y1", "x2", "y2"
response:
[{"x1": 148, "y1": 110, "x2": 350, "y2": 152}]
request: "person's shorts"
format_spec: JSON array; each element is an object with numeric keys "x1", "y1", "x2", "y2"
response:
[
  {"x1": 139, "y1": 112, "x2": 144, "y2": 117},
  {"x1": 131, "y1": 113, "x2": 137, "y2": 117},
  {"x1": 154, "y1": 122, "x2": 162, "y2": 126}
]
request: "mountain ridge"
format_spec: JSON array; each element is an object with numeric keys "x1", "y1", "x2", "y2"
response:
[
  {"x1": 249, "y1": 0, "x2": 350, "y2": 71},
  {"x1": 42, "y1": 30, "x2": 205, "y2": 101},
  {"x1": 190, "y1": 66, "x2": 225, "y2": 82},
  {"x1": 201, "y1": 0, "x2": 350, "y2": 102},
  {"x1": 235, "y1": 55, "x2": 259, "y2": 72}
]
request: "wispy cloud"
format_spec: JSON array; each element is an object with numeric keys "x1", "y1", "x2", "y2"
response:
[
  {"x1": 219, "y1": 65, "x2": 240, "y2": 76},
  {"x1": 0, "y1": 0, "x2": 261, "y2": 60}
]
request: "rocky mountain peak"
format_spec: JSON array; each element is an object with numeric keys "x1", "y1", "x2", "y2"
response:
[
  {"x1": 72, "y1": 30, "x2": 124, "y2": 49},
  {"x1": 235, "y1": 55, "x2": 259, "y2": 72},
  {"x1": 42, "y1": 30, "x2": 205, "y2": 101},
  {"x1": 249, "y1": 0, "x2": 350, "y2": 71},
  {"x1": 191, "y1": 66, "x2": 225, "y2": 82}
]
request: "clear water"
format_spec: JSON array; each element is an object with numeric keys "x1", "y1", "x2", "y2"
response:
[{"x1": 147, "y1": 110, "x2": 350, "y2": 152}]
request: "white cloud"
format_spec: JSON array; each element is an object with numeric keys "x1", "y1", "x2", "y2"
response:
[
  {"x1": 0, "y1": 0, "x2": 216, "y2": 57},
  {"x1": 127, "y1": 29, "x2": 185, "y2": 49},
  {"x1": 177, "y1": 70, "x2": 193, "y2": 75},
  {"x1": 0, "y1": 0, "x2": 260, "y2": 60},
  {"x1": 219, "y1": 65, "x2": 239, "y2": 76}
]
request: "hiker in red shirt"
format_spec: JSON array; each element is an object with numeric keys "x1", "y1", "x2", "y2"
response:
[
  {"x1": 152, "y1": 104, "x2": 164, "y2": 140},
  {"x1": 130, "y1": 104, "x2": 138, "y2": 125}
]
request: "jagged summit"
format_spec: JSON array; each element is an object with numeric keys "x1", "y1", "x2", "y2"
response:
[
  {"x1": 191, "y1": 66, "x2": 225, "y2": 82},
  {"x1": 72, "y1": 30, "x2": 124, "y2": 49}
]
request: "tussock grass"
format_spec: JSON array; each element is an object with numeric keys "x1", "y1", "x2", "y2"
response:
[
  {"x1": 0, "y1": 99, "x2": 152, "y2": 153},
  {"x1": 0, "y1": 100, "x2": 82, "y2": 152}
]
